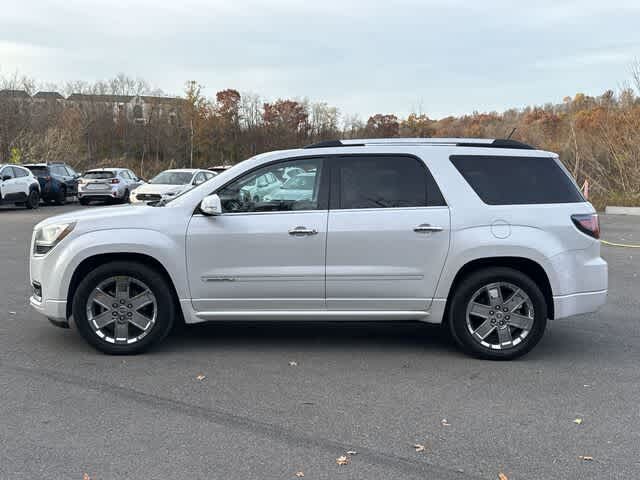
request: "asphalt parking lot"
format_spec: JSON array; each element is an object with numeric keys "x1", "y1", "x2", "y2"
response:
[{"x1": 1, "y1": 203, "x2": 639, "y2": 480}]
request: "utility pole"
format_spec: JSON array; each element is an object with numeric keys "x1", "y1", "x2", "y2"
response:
[{"x1": 190, "y1": 119, "x2": 194, "y2": 169}]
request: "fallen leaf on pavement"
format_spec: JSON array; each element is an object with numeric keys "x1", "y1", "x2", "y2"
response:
[
  {"x1": 579, "y1": 455, "x2": 593, "y2": 461},
  {"x1": 289, "y1": 361, "x2": 298, "y2": 366},
  {"x1": 413, "y1": 443, "x2": 426, "y2": 452},
  {"x1": 573, "y1": 418, "x2": 583, "y2": 425},
  {"x1": 196, "y1": 374, "x2": 206, "y2": 381},
  {"x1": 497, "y1": 473, "x2": 508, "y2": 480},
  {"x1": 336, "y1": 455, "x2": 350, "y2": 465},
  {"x1": 441, "y1": 419, "x2": 451, "y2": 426},
  {"x1": 295, "y1": 471, "x2": 305, "y2": 477}
]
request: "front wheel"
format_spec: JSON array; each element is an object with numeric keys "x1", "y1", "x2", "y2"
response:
[
  {"x1": 448, "y1": 267, "x2": 547, "y2": 360},
  {"x1": 72, "y1": 261, "x2": 175, "y2": 355}
]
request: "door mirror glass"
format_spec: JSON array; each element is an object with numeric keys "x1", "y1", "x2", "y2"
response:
[{"x1": 200, "y1": 194, "x2": 222, "y2": 216}]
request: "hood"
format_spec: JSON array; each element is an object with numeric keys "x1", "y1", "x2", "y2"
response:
[
  {"x1": 34, "y1": 204, "x2": 148, "y2": 231},
  {"x1": 133, "y1": 183, "x2": 190, "y2": 195}
]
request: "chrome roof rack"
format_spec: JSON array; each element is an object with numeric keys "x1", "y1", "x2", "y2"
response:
[{"x1": 303, "y1": 138, "x2": 534, "y2": 150}]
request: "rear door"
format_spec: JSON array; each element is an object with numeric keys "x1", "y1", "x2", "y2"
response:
[{"x1": 326, "y1": 155, "x2": 450, "y2": 311}]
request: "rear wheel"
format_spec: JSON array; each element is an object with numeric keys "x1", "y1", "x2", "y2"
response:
[
  {"x1": 79, "y1": 197, "x2": 90, "y2": 206},
  {"x1": 121, "y1": 189, "x2": 130, "y2": 204},
  {"x1": 448, "y1": 267, "x2": 547, "y2": 360},
  {"x1": 72, "y1": 261, "x2": 175, "y2": 355},
  {"x1": 25, "y1": 189, "x2": 40, "y2": 209}
]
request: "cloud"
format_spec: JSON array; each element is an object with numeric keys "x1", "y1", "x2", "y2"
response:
[{"x1": 1, "y1": 0, "x2": 639, "y2": 118}]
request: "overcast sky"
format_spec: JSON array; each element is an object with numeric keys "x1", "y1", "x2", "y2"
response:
[{"x1": 1, "y1": 0, "x2": 639, "y2": 119}]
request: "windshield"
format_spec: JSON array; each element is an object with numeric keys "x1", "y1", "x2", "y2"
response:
[
  {"x1": 150, "y1": 171, "x2": 193, "y2": 185},
  {"x1": 283, "y1": 175, "x2": 314, "y2": 190},
  {"x1": 84, "y1": 171, "x2": 115, "y2": 179}
]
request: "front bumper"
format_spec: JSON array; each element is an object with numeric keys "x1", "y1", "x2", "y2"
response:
[{"x1": 30, "y1": 295, "x2": 68, "y2": 325}]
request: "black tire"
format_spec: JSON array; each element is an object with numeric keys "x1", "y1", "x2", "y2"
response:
[
  {"x1": 448, "y1": 267, "x2": 547, "y2": 361},
  {"x1": 25, "y1": 189, "x2": 40, "y2": 209},
  {"x1": 79, "y1": 197, "x2": 90, "y2": 206},
  {"x1": 54, "y1": 187, "x2": 67, "y2": 205},
  {"x1": 72, "y1": 261, "x2": 176, "y2": 355},
  {"x1": 121, "y1": 189, "x2": 130, "y2": 204}
]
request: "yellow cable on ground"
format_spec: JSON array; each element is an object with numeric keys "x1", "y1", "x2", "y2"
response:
[{"x1": 601, "y1": 239, "x2": 640, "y2": 248}]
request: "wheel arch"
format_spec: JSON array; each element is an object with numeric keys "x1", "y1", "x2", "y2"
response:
[
  {"x1": 66, "y1": 252, "x2": 182, "y2": 323},
  {"x1": 442, "y1": 257, "x2": 554, "y2": 322}
]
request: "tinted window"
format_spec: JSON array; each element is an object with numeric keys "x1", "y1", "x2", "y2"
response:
[
  {"x1": 65, "y1": 166, "x2": 77, "y2": 176},
  {"x1": 150, "y1": 171, "x2": 193, "y2": 185},
  {"x1": 334, "y1": 155, "x2": 445, "y2": 209},
  {"x1": 450, "y1": 155, "x2": 584, "y2": 205},
  {"x1": 25, "y1": 166, "x2": 49, "y2": 177},
  {"x1": 217, "y1": 158, "x2": 324, "y2": 213},
  {"x1": 84, "y1": 171, "x2": 115, "y2": 179},
  {"x1": 193, "y1": 172, "x2": 206, "y2": 185},
  {"x1": 12, "y1": 166, "x2": 28, "y2": 177}
]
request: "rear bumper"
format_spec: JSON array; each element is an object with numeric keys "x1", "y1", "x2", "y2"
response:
[{"x1": 553, "y1": 289, "x2": 607, "y2": 319}]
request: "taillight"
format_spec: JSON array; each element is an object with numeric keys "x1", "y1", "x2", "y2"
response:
[
  {"x1": 110, "y1": 178, "x2": 120, "y2": 184},
  {"x1": 571, "y1": 213, "x2": 600, "y2": 239}
]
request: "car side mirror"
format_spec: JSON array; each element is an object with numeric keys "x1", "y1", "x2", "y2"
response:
[
  {"x1": 2, "y1": 175, "x2": 11, "y2": 182},
  {"x1": 200, "y1": 194, "x2": 222, "y2": 216}
]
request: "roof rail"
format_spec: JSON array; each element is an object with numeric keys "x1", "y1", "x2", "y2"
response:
[{"x1": 303, "y1": 138, "x2": 534, "y2": 150}]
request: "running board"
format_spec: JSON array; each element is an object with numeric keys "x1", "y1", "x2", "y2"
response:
[{"x1": 194, "y1": 310, "x2": 431, "y2": 322}]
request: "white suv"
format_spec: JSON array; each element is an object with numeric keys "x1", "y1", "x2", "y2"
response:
[{"x1": 29, "y1": 138, "x2": 607, "y2": 359}]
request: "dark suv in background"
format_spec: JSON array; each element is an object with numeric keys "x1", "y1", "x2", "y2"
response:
[{"x1": 23, "y1": 162, "x2": 80, "y2": 205}]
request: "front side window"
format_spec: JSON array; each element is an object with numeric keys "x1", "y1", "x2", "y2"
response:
[
  {"x1": 12, "y1": 166, "x2": 28, "y2": 178},
  {"x1": 217, "y1": 158, "x2": 324, "y2": 213},
  {"x1": 334, "y1": 155, "x2": 445, "y2": 209}
]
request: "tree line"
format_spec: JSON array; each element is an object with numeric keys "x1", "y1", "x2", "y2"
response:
[{"x1": 1, "y1": 67, "x2": 640, "y2": 208}]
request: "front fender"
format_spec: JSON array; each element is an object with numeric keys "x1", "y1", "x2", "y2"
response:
[{"x1": 45, "y1": 228, "x2": 188, "y2": 302}]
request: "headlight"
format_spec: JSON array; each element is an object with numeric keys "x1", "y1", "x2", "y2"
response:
[{"x1": 33, "y1": 222, "x2": 76, "y2": 256}]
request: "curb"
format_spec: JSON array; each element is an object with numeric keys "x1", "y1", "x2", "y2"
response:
[{"x1": 605, "y1": 206, "x2": 640, "y2": 216}]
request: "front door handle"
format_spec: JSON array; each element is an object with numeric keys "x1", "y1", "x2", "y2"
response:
[
  {"x1": 289, "y1": 226, "x2": 318, "y2": 236},
  {"x1": 414, "y1": 224, "x2": 444, "y2": 233}
]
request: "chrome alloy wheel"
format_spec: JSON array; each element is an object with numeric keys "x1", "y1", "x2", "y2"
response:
[
  {"x1": 465, "y1": 282, "x2": 535, "y2": 350},
  {"x1": 86, "y1": 276, "x2": 157, "y2": 344}
]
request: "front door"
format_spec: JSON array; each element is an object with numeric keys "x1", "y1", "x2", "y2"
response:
[
  {"x1": 326, "y1": 155, "x2": 451, "y2": 311},
  {"x1": 186, "y1": 157, "x2": 328, "y2": 312}
]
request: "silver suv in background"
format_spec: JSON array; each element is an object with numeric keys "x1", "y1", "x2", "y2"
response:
[{"x1": 78, "y1": 168, "x2": 144, "y2": 205}]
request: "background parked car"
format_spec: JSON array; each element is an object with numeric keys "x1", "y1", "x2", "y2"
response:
[
  {"x1": 263, "y1": 172, "x2": 316, "y2": 203},
  {"x1": 130, "y1": 168, "x2": 215, "y2": 204},
  {"x1": 23, "y1": 162, "x2": 80, "y2": 205},
  {"x1": 239, "y1": 171, "x2": 282, "y2": 202},
  {"x1": 207, "y1": 164, "x2": 232, "y2": 174},
  {"x1": 78, "y1": 168, "x2": 145, "y2": 205},
  {"x1": 0, "y1": 164, "x2": 40, "y2": 209}
]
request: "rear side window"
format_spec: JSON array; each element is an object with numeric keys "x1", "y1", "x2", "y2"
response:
[
  {"x1": 450, "y1": 155, "x2": 584, "y2": 205},
  {"x1": 333, "y1": 155, "x2": 446, "y2": 209}
]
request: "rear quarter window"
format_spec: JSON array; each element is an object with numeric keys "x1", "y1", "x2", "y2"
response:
[{"x1": 450, "y1": 155, "x2": 584, "y2": 205}]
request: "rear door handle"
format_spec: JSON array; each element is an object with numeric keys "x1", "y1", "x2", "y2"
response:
[
  {"x1": 414, "y1": 224, "x2": 444, "y2": 233},
  {"x1": 289, "y1": 226, "x2": 318, "y2": 236}
]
